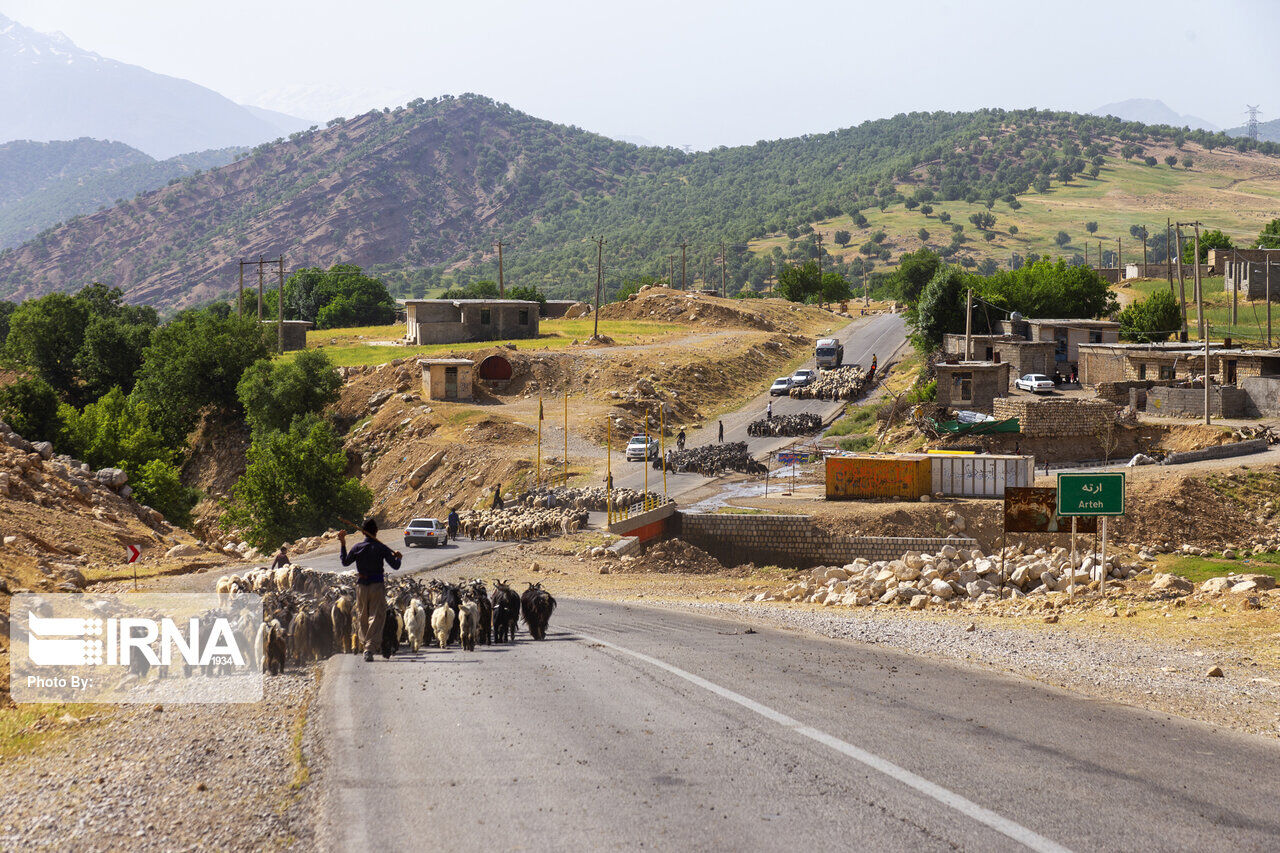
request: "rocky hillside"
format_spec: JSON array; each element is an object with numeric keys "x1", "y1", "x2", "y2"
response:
[{"x1": 3, "y1": 95, "x2": 1278, "y2": 308}]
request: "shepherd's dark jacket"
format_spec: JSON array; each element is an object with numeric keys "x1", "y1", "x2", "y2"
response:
[{"x1": 340, "y1": 536, "x2": 402, "y2": 585}]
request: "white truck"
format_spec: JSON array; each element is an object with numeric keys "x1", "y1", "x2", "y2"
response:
[{"x1": 815, "y1": 338, "x2": 843, "y2": 368}]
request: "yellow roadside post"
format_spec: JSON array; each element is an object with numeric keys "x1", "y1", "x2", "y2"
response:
[
  {"x1": 563, "y1": 388, "x2": 569, "y2": 487},
  {"x1": 606, "y1": 417, "x2": 613, "y2": 524},
  {"x1": 536, "y1": 396, "x2": 543, "y2": 487},
  {"x1": 660, "y1": 404, "x2": 667, "y2": 496}
]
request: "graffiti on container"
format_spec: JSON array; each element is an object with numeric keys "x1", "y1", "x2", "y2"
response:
[
  {"x1": 1004, "y1": 487, "x2": 1097, "y2": 534},
  {"x1": 826, "y1": 458, "x2": 927, "y2": 499}
]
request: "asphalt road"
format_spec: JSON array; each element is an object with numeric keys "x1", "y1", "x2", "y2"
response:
[
  {"x1": 319, "y1": 599, "x2": 1280, "y2": 852},
  {"x1": 611, "y1": 311, "x2": 906, "y2": 501},
  {"x1": 300, "y1": 534, "x2": 506, "y2": 576}
]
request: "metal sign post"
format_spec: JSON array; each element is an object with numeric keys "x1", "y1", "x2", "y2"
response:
[{"x1": 1057, "y1": 473, "x2": 1126, "y2": 598}]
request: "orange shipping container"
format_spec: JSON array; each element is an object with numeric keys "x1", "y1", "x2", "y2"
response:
[{"x1": 826, "y1": 454, "x2": 932, "y2": 500}]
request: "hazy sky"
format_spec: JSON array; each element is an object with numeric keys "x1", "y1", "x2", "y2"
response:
[{"x1": 3, "y1": 0, "x2": 1276, "y2": 149}]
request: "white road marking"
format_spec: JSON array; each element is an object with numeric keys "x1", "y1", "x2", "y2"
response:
[{"x1": 576, "y1": 631, "x2": 1072, "y2": 853}]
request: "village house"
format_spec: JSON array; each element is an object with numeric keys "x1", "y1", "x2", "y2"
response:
[
  {"x1": 403, "y1": 299, "x2": 541, "y2": 345},
  {"x1": 942, "y1": 334, "x2": 1056, "y2": 386},
  {"x1": 934, "y1": 360, "x2": 1010, "y2": 412}
]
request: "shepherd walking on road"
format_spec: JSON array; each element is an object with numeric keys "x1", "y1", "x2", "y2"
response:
[
  {"x1": 718, "y1": 421, "x2": 724, "y2": 443},
  {"x1": 340, "y1": 518, "x2": 402, "y2": 662},
  {"x1": 492, "y1": 485, "x2": 504, "y2": 511}
]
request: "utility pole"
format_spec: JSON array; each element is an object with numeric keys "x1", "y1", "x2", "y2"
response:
[
  {"x1": 964, "y1": 288, "x2": 973, "y2": 360},
  {"x1": 1200, "y1": 269, "x2": 1210, "y2": 425},
  {"x1": 256, "y1": 256, "x2": 265, "y2": 321},
  {"x1": 1166, "y1": 219, "x2": 1174, "y2": 296},
  {"x1": 1231, "y1": 249, "x2": 1238, "y2": 326},
  {"x1": 719, "y1": 242, "x2": 727, "y2": 298},
  {"x1": 1175, "y1": 224, "x2": 1189, "y2": 342},
  {"x1": 680, "y1": 242, "x2": 688, "y2": 291},
  {"x1": 668, "y1": 254, "x2": 675, "y2": 288},
  {"x1": 1193, "y1": 223, "x2": 1204, "y2": 340},
  {"x1": 277, "y1": 256, "x2": 285, "y2": 355},
  {"x1": 1141, "y1": 228, "x2": 1148, "y2": 274},
  {"x1": 495, "y1": 240, "x2": 505, "y2": 297},
  {"x1": 1268, "y1": 257, "x2": 1273, "y2": 348},
  {"x1": 1116, "y1": 237, "x2": 1122, "y2": 281},
  {"x1": 593, "y1": 236, "x2": 605, "y2": 340}
]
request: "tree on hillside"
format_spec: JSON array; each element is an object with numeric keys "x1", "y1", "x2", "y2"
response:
[
  {"x1": 131, "y1": 308, "x2": 271, "y2": 444},
  {"x1": 237, "y1": 349, "x2": 342, "y2": 436},
  {"x1": 904, "y1": 198, "x2": 919, "y2": 210},
  {"x1": 918, "y1": 227, "x2": 930, "y2": 243},
  {"x1": 850, "y1": 212, "x2": 868, "y2": 228},
  {"x1": 1085, "y1": 221, "x2": 1098, "y2": 235},
  {"x1": 0, "y1": 376, "x2": 61, "y2": 443},
  {"x1": 1164, "y1": 155, "x2": 1178, "y2": 168},
  {"x1": 279, "y1": 264, "x2": 396, "y2": 329},
  {"x1": 1181, "y1": 228, "x2": 1233, "y2": 263},
  {"x1": 1054, "y1": 230, "x2": 1071, "y2": 247},
  {"x1": 775, "y1": 261, "x2": 821, "y2": 302},
  {"x1": 908, "y1": 266, "x2": 970, "y2": 350},
  {"x1": 1181, "y1": 156, "x2": 1193, "y2": 170},
  {"x1": 1117, "y1": 288, "x2": 1181, "y2": 343},
  {"x1": 4, "y1": 294, "x2": 89, "y2": 398},
  {"x1": 833, "y1": 230, "x2": 851, "y2": 246},
  {"x1": 223, "y1": 415, "x2": 372, "y2": 551},
  {"x1": 919, "y1": 204, "x2": 933, "y2": 216},
  {"x1": 938, "y1": 211, "x2": 951, "y2": 224},
  {"x1": 968, "y1": 212, "x2": 996, "y2": 230},
  {"x1": 889, "y1": 248, "x2": 942, "y2": 305},
  {"x1": 1143, "y1": 155, "x2": 1158, "y2": 166},
  {"x1": 1256, "y1": 219, "x2": 1280, "y2": 249}
]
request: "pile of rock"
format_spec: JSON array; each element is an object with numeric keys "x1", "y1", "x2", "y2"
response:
[
  {"x1": 621, "y1": 539, "x2": 724, "y2": 574},
  {"x1": 746, "y1": 413, "x2": 823, "y2": 437},
  {"x1": 789, "y1": 366, "x2": 871, "y2": 401},
  {"x1": 755, "y1": 542, "x2": 1138, "y2": 609},
  {"x1": 660, "y1": 441, "x2": 766, "y2": 475}
]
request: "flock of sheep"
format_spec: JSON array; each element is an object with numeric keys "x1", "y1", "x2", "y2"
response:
[
  {"x1": 789, "y1": 365, "x2": 873, "y2": 401},
  {"x1": 215, "y1": 565, "x2": 556, "y2": 674},
  {"x1": 458, "y1": 504, "x2": 590, "y2": 541},
  {"x1": 659, "y1": 441, "x2": 767, "y2": 476}
]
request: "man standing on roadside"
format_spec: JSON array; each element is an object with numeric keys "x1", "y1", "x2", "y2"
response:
[
  {"x1": 718, "y1": 421, "x2": 724, "y2": 443},
  {"x1": 446, "y1": 507, "x2": 460, "y2": 541},
  {"x1": 339, "y1": 518, "x2": 402, "y2": 662},
  {"x1": 492, "y1": 485, "x2": 505, "y2": 511}
]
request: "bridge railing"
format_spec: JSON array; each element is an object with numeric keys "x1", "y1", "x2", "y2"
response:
[{"x1": 607, "y1": 493, "x2": 674, "y2": 525}]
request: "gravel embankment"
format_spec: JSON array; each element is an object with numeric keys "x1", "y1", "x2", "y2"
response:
[
  {"x1": 672, "y1": 600, "x2": 1280, "y2": 738},
  {"x1": 0, "y1": 669, "x2": 321, "y2": 851}
]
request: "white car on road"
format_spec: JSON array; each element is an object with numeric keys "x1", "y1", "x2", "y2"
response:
[
  {"x1": 626, "y1": 435, "x2": 660, "y2": 461},
  {"x1": 769, "y1": 377, "x2": 792, "y2": 396},
  {"x1": 790, "y1": 368, "x2": 817, "y2": 388},
  {"x1": 1014, "y1": 373, "x2": 1055, "y2": 393}
]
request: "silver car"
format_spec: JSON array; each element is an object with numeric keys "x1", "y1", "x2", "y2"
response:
[{"x1": 626, "y1": 435, "x2": 660, "y2": 461}]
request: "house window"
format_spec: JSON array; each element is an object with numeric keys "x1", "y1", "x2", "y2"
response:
[
  {"x1": 480, "y1": 308, "x2": 492, "y2": 325},
  {"x1": 1089, "y1": 331, "x2": 1104, "y2": 343},
  {"x1": 1137, "y1": 364, "x2": 1147, "y2": 380},
  {"x1": 518, "y1": 309, "x2": 529, "y2": 325},
  {"x1": 1053, "y1": 329, "x2": 1068, "y2": 361},
  {"x1": 952, "y1": 372, "x2": 973, "y2": 404},
  {"x1": 1159, "y1": 365, "x2": 1175, "y2": 380}
]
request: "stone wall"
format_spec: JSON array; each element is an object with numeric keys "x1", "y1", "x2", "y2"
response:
[
  {"x1": 1094, "y1": 379, "x2": 1176, "y2": 406},
  {"x1": 1146, "y1": 385, "x2": 1248, "y2": 418},
  {"x1": 991, "y1": 398, "x2": 1118, "y2": 437},
  {"x1": 676, "y1": 512, "x2": 975, "y2": 569}
]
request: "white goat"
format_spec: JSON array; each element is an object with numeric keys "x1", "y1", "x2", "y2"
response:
[{"x1": 431, "y1": 605, "x2": 456, "y2": 650}]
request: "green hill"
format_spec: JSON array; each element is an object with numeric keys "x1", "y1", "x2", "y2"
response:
[{"x1": 0, "y1": 95, "x2": 1277, "y2": 309}]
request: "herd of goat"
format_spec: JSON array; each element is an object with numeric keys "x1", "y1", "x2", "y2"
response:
[{"x1": 216, "y1": 566, "x2": 556, "y2": 675}]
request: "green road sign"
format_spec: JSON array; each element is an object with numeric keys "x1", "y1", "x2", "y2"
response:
[{"x1": 1056, "y1": 472, "x2": 1125, "y2": 516}]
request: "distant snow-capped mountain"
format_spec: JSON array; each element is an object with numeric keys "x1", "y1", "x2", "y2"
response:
[{"x1": 0, "y1": 13, "x2": 307, "y2": 158}]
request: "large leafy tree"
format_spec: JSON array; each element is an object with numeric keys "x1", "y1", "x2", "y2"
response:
[
  {"x1": 75, "y1": 314, "x2": 154, "y2": 400},
  {"x1": 224, "y1": 416, "x2": 372, "y2": 550},
  {"x1": 237, "y1": 349, "x2": 342, "y2": 435},
  {"x1": 4, "y1": 293, "x2": 89, "y2": 396},
  {"x1": 775, "y1": 261, "x2": 821, "y2": 302},
  {"x1": 1182, "y1": 229, "x2": 1233, "y2": 262},
  {"x1": 0, "y1": 376, "x2": 61, "y2": 443},
  {"x1": 889, "y1": 248, "x2": 942, "y2": 304},
  {"x1": 1117, "y1": 288, "x2": 1182, "y2": 342},
  {"x1": 131, "y1": 308, "x2": 271, "y2": 443},
  {"x1": 1255, "y1": 219, "x2": 1280, "y2": 249},
  {"x1": 278, "y1": 263, "x2": 397, "y2": 328}
]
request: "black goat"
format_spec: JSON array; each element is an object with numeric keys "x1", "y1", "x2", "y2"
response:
[
  {"x1": 520, "y1": 582, "x2": 557, "y2": 641},
  {"x1": 464, "y1": 580, "x2": 493, "y2": 645},
  {"x1": 491, "y1": 581, "x2": 520, "y2": 643},
  {"x1": 381, "y1": 605, "x2": 401, "y2": 658}
]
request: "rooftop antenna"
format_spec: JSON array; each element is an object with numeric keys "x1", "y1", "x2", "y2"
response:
[{"x1": 1246, "y1": 105, "x2": 1262, "y2": 141}]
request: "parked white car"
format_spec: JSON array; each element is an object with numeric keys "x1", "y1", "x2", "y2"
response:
[
  {"x1": 1014, "y1": 373, "x2": 1055, "y2": 393},
  {"x1": 790, "y1": 368, "x2": 817, "y2": 388},
  {"x1": 404, "y1": 517, "x2": 447, "y2": 548},
  {"x1": 769, "y1": 377, "x2": 792, "y2": 396},
  {"x1": 625, "y1": 435, "x2": 660, "y2": 461}
]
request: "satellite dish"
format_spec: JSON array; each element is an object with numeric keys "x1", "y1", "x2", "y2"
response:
[{"x1": 1010, "y1": 311, "x2": 1023, "y2": 322}]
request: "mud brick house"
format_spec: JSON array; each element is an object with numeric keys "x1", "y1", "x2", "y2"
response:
[
  {"x1": 942, "y1": 334, "x2": 1056, "y2": 386},
  {"x1": 404, "y1": 299, "x2": 540, "y2": 345},
  {"x1": 995, "y1": 318, "x2": 1120, "y2": 375},
  {"x1": 935, "y1": 361, "x2": 1010, "y2": 412}
]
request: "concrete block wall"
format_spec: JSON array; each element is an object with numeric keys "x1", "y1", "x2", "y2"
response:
[
  {"x1": 1242, "y1": 376, "x2": 1280, "y2": 416},
  {"x1": 677, "y1": 512, "x2": 975, "y2": 569},
  {"x1": 1094, "y1": 379, "x2": 1176, "y2": 405},
  {"x1": 991, "y1": 398, "x2": 1118, "y2": 437},
  {"x1": 1146, "y1": 385, "x2": 1248, "y2": 418}
]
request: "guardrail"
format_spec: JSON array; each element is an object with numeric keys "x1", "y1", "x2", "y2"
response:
[{"x1": 608, "y1": 493, "x2": 674, "y2": 526}]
